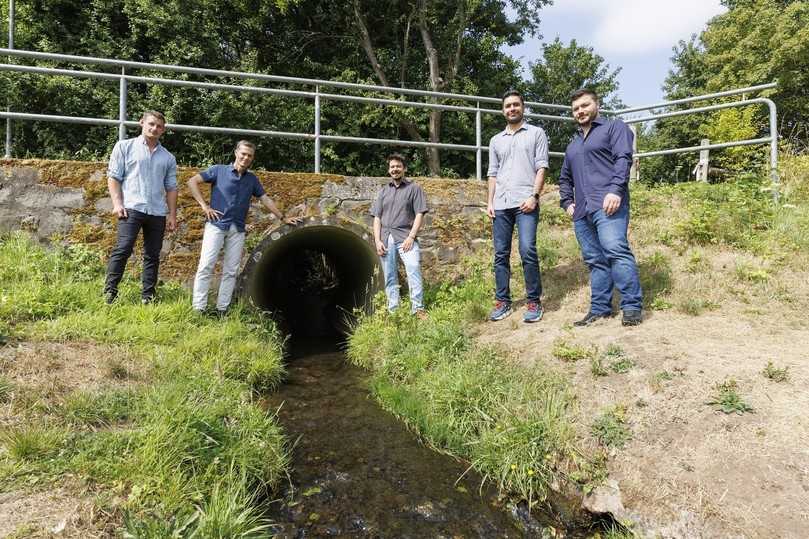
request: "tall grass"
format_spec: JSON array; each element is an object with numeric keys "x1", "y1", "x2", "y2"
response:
[
  {"x1": 349, "y1": 261, "x2": 588, "y2": 505},
  {"x1": 0, "y1": 233, "x2": 288, "y2": 532}
]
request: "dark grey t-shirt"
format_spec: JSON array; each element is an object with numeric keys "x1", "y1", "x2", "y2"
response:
[{"x1": 370, "y1": 179, "x2": 429, "y2": 243}]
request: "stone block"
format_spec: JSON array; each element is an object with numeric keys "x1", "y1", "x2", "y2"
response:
[
  {"x1": 14, "y1": 189, "x2": 51, "y2": 209},
  {"x1": 36, "y1": 211, "x2": 73, "y2": 237},
  {"x1": 7, "y1": 167, "x2": 39, "y2": 186},
  {"x1": 50, "y1": 188, "x2": 85, "y2": 209},
  {"x1": 0, "y1": 183, "x2": 13, "y2": 204},
  {"x1": 322, "y1": 177, "x2": 384, "y2": 200}
]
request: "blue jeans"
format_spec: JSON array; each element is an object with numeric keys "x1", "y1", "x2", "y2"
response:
[
  {"x1": 573, "y1": 202, "x2": 643, "y2": 314},
  {"x1": 380, "y1": 234, "x2": 424, "y2": 313},
  {"x1": 493, "y1": 207, "x2": 541, "y2": 303}
]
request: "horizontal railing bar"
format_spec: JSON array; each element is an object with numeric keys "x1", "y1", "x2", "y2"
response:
[
  {"x1": 0, "y1": 63, "x2": 574, "y2": 120},
  {"x1": 610, "y1": 82, "x2": 777, "y2": 114},
  {"x1": 635, "y1": 137, "x2": 772, "y2": 158},
  {"x1": 623, "y1": 98, "x2": 770, "y2": 125},
  {"x1": 0, "y1": 47, "x2": 570, "y2": 111},
  {"x1": 1, "y1": 111, "x2": 575, "y2": 153}
]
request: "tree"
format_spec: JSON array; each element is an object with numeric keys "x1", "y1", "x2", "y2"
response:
[
  {"x1": 346, "y1": 0, "x2": 551, "y2": 175},
  {"x1": 643, "y1": 0, "x2": 809, "y2": 182},
  {"x1": 525, "y1": 38, "x2": 621, "y2": 156}
]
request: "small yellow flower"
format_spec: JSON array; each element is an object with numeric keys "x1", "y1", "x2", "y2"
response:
[
  {"x1": 527, "y1": 469, "x2": 534, "y2": 476},
  {"x1": 510, "y1": 464, "x2": 517, "y2": 470}
]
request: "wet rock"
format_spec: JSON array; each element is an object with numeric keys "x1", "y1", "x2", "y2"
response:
[{"x1": 410, "y1": 500, "x2": 446, "y2": 522}]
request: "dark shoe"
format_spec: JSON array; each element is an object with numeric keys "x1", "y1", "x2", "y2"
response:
[
  {"x1": 523, "y1": 301, "x2": 543, "y2": 323},
  {"x1": 104, "y1": 291, "x2": 117, "y2": 305},
  {"x1": 141, "y1": 295, "x2": 156, "y2": 305},
  {"x1": 622, "y1": 310, "x2": 643, "y2": 326},
  {"x1": 489, "y1": 300, "x2": 512, "y2": 321},
  {"x1": 573, "y1": 311, "x2": 615, "y2": 327}
]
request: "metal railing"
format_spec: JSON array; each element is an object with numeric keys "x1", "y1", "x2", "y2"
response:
[
  {"x1": 0, "y1": 48, "x2": 573, "y2": 179},
  {"x1": 0, "y1": 48, "x2": 779, "y2": 193}
]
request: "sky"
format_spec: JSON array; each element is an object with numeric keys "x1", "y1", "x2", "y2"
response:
[{"x1": 505, "y1": 0, "x2": 727, "y2": 108}]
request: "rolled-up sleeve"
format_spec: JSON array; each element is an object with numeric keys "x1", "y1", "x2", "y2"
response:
[
  {"x1": 107, "y1": 141, "x2": 125, "y2": 182},
  {"x1": 413, "y1": 185, "x2": 429, "y2": 214},
  {"x1": 608, "y1": 121, "x2": 634, "y2": 197},
  {"x1": 163, "y1": 155, "x2": 178, "y2": 192},
  {"x1": 534, "y1": 129, "x2": 549, "y2": 170},
  {"x1": 486, "y1": 135, "x2": 500, "y2": 178}
]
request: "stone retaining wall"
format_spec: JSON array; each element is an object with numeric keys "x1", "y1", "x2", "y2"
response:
[{"x1": 0, "y1": 159, "x2": 491, "y2": 279}]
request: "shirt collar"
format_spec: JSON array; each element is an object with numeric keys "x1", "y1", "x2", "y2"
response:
[
  {"x1": 230, "y1": 163, "x2": 251, "y2": 177},
  {"x1": 137, "y1": 134, "x2": 162, "y2": 148},
  {"x1": 577, "y1": 115, "x2": 605, "y2": 135},
  {"x1": 388, "y1": 177, "x2": 410, "y2": 188},
  {"x1": 501, "y1": 122, "x2": 529, "y2": 137}
]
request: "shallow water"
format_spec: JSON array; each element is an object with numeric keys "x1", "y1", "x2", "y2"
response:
[{"x1": 263, "y1": 340, "x2": 557, "y2": 538}]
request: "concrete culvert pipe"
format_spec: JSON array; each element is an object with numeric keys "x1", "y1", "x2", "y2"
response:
[{"x1": 239, "y1": 216, "x2": 381, "y2": 338}]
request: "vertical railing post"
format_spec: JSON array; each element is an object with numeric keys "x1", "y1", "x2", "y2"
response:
[
  {"x1": 118, "y1": 67, "x2": 127, "y2": 141},
  {"x1": 5, "y1": 0, "x2": 15, "y2": 158},
  {"x1": 314, "y1": 85, "x2": 321, "y2": 174},
  {"x1": 766, "y1": 98, "x2": 779, "y2": 202},
  {"x1": 696, "y1": 138, "x2": 710, "y2": 182},
  {"x1": 475, "y1": 101, "x2": 482, "y2": 180}
]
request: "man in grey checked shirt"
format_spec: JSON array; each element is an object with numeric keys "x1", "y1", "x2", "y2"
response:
[
  {"x1": 103, "y1": 110, "x2": 177, "y2": 305},
  {"x1": 486, "y1": 90, "x2": 549, "y2": 323}
]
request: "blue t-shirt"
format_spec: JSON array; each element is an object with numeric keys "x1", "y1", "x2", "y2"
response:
[{"x1": 200, "y1": 164, "x2": 266, "y2": 232}]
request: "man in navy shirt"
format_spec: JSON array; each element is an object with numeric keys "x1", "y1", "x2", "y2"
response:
[
  {"x1": 559, "y1": 89, "x2": 643, "y2": 326},
  {"x1": 188, "y1": 140, "x2": 298, "y2": 314}
]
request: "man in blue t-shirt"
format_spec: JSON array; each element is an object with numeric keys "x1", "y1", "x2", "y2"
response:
[{"x1": 187, "y1": 140, "x2": 299, "y2": 314}]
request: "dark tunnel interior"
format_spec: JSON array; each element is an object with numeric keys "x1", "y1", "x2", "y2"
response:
[{"x1": 245, "y1": 225, "x2": 379, "y2": 339}]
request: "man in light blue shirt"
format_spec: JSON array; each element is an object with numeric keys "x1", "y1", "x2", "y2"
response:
[
  {"x1": 103, "y1": 110, "x2": 177, "y2": 304},
  {"x1": 487, "y1": 90, "x2": 549, "y2": 323}
]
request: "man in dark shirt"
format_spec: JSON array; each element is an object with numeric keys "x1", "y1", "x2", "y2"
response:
[
  {"x1": 559, "y1": 89, "x2": 643, "y2": 326},
  {"x1": 370, "y1": 153, "x2": 429, "y2": 318},
  {"x1": 188, "y1": 140, "x2": 298, "y2": 314}
]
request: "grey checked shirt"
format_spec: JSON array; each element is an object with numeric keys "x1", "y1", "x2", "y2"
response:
[
  {"x1": 487, "y1": 122, "x2": 549, "y2": 211},
  {"x1": 107, "y1": 135, "x2": 178, "y2": 216},
  {"x1": 370, "y1": 179, "x2": 429, "y2": 244}
]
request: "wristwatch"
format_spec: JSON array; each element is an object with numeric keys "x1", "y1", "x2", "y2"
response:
[{"x1": 532, "y1": 192, "x2": 540, "y2": 201}]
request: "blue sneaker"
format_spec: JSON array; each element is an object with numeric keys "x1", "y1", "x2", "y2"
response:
[
  {"x1": 523, "y1": 301, "x2": 543, "y2": 323},
  {"x1": 489, "y1": 300, "x2": 512, "y2": 321}
]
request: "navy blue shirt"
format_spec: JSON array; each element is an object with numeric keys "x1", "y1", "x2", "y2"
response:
[
  {"x1": 200, "y1": 164, "x2": 266, "y2": 232},
  {"x1": 558, "y1": 116, "x2": 634, "y2": 221}
]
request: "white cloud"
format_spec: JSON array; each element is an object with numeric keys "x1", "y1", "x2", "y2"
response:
[{"x1": 544, "y1": 0, "x2": 725, "y2": 56}]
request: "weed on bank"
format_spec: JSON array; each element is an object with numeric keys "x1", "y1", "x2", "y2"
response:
[{"x1": 0, "y1": 233, "x2": 288, "y2": 536}]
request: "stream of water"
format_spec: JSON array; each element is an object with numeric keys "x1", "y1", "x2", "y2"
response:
[{"x1": 263, "y1": 340, "x2": 559, "y2": 538}]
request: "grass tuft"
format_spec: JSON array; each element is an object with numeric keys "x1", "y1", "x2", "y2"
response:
[
  {"x1": 0, "y1": 425, "x2": 64, "y2": 461},
  {"x1": 552, "y1": 338, "x2": 593, "y2": 362},
  {"x1": 706, "y1": 379, "x2": 754, "y2": 414},
  {"x1": 591, "y1": 405, "x2": 632, "y2": 448},
  {"x1": 762, "y1": 361, "x2": 789, "y2": 383}
]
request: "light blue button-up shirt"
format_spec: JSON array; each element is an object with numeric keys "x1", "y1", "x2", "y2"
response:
[
  {"x1": 487, "y1": 122, "x2": 549, "y2": 211},
  {"x1": 107, "y1": 135, "x2": 177, "y2": 216}
]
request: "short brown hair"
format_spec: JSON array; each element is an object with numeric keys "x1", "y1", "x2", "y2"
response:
[
  {"x1": 141, "y1": 110, "x2": 166, "y2": 124},
  {"x1": 234, "y1": 140, "x2": 256, "y2": 152},
  {"x1": 387, "y1": 152, "x2": 407, "y2": 167},
  {"x1": 570, "y1": 88, "x2": 599, "y2": 104},
  {"x1": 501, "y1": 89, "x2": 524, "y2": 105}
]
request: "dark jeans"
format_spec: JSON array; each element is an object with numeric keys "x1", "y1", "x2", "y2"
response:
[
  {"x1": 104, "y1": 209, "x2": 166, "y2": 300},
  {"x1": 493, "y1": 207, "x2": 541, "y2": 303},
  {"x1": 573, "y1": 202, "x2": 643, "y2": 314}
]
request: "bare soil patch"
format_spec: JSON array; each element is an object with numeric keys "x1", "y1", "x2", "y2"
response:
[
  {"x1": 475, "y1": 281, "x2": 809, "y2": 537},
  {"x1": 0, "y1": 485, "x2": 113, "y2": 538}
]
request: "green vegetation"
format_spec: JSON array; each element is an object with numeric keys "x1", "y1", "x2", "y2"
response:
[
  {"x1": 0, "y1": 233, "x2": 289, "y2": 534},
  {"x1": 706, "y1": 379, "x2": 754, "y2": 415},
  {"x1": 762, "y1": 362, "x2": 790, "y2": 383},
  {"x1": 348, "y1": 260, "x2": 594, "y2": 506},
  {"x1": 591, "y1": 406, "x2": 632, "y2": 449},
  {"x1": 552, "y1": 338, "x2": 594, "y2": 362}
]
